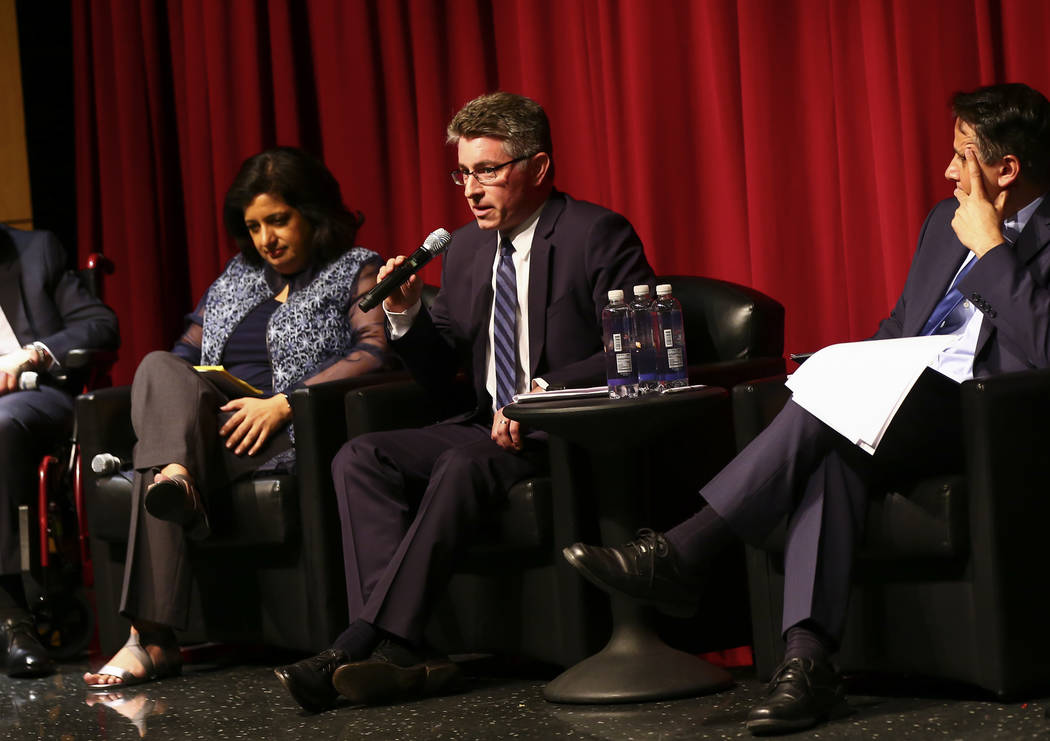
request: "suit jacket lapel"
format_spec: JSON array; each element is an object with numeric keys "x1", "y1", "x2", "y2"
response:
[
  {"x1": 470, "y1": 230, "x2": 499, "y2": 394},
  {"x1": 527, "y1": 192, "x2": 565, "y2": 377},
  {"x1": 1013, "y1": 197, "x2": 1050, "y2": 267}
]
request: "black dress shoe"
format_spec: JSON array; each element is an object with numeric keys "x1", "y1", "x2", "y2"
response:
[
  {"x1": 273, "y1": 648, "x2": 348, "y2": 713},
  {"x1": 562, "y1": 529, "x2": 699, "y2": 616},
  {"x1": 332, "y1": 639, "x2": 461, "y2": 706},
  {"x1": 746, "y1": 656, "x2": 846, "y2": 735},
  {"x1": 1, "y1": 613, "x2": 54, "y2": 678},
  {"x1": 145, "y1": 474, "x2": 211, "y2": 540}
]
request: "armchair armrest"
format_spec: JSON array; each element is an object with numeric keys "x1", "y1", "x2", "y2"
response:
[
  {"x1": 344, "y1": 379, "x2": 446, "y2": 440},
  {"x1": 76, "y1": 386, "x2": 134, "y2": 462},
  {"x1": 730, "y1": 375, "x2": 790, "y2": 452},
  {"x1": 290, "y1": 371, "x2": 410, "y2": 498},
  {"x1": 962, "y1": 367, "x2": 1050, "y2": 530},
  {"x1": 960, "y1": 368, "x2": 1050, "y2": 691},
  {"x1": 64, "y1": 348, "x2": 119, "y2": 371},
  {"x1": 689, "y1": 357, "x2": 787, "y2": 393}
]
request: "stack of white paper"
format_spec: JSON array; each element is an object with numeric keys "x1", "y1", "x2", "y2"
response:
[{"x1": 786, "y1": 336, "x2": 961, "y2": 454}]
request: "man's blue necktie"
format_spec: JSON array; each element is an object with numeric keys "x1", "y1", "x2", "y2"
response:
[
  {"x1": 920, "y1": 224, "x2": 1021, "y2": 336},
  {"x1": 493, "y1": 239, "x2": 518, "y2": 409},
  {"x1": 920, "y1": 257, "x2": 977, "y2": 336}
]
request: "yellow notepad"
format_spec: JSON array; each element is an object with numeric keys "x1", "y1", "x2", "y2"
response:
[{"x1": 193, "y1": 366, "x2": 264, "y2": 397}]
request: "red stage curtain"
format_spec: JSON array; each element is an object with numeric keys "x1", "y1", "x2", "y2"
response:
[{"x1": 72, "y1": 0, "x2": 1050, "y2": 384}]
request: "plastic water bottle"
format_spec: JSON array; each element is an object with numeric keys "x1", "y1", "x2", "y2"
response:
[
  {"x1": 654, "y1": 283, "x2": 688, "y2": 388},
  {"x1": 602, "y1": 289, "x2": 638, "y2": 398},
  {"x1": 629, "y1": 284, "x2": 659, "y2": 394}
]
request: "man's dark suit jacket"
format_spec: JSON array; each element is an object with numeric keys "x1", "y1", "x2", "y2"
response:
[
  {"x1": 0, "y1": 225, "x2": 119, "y2": 372},
  {"x1": 871, "y1": 195, "x2": 1050, "y2": 376},
  {"x1": 393, "y1": 190, "x2": 655, "y2": 416},
  {"x1": 0, "y1": 225, "x2": 119, "y2": 575}
]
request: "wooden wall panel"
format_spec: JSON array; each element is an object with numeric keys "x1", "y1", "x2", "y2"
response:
[{"x1": 0, "y1": 0, "x2": 32, "y2": 227}]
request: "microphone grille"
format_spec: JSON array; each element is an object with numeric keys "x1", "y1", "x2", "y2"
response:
[
  {"x1": 422, "y1": 228, "x2": 452, "y2": 256},
  {"x1": 91, "y1": 453, "x2": 120, "y2": 474},
  {"x1": 18, "y1": 371, "x2": 39, "y2": 391}
]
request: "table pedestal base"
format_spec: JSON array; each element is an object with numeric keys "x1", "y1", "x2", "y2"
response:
[{"x1": 543, "y1": 618, "x2": 733, "y2": 704}]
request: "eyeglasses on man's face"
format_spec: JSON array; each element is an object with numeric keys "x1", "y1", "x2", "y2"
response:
[{"x1": 450, "y1": 154, "x2": 535, "y2": 186}]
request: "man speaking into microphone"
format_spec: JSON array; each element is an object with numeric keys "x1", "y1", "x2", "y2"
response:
[{"x1": 275, "y1": 91, "x2": 655, "y2": 711}]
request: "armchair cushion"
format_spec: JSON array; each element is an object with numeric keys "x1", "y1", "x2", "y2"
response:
[{"x1": 660, "y1": 274, "x2": 784, "y2": 362}]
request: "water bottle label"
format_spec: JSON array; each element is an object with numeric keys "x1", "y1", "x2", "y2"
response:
[
  {"x1": 612, "y1": 333, "x2": 624, "y2": 352},
  {"x1": 667, "y1": 347, "x2": 684, "y2": 370},
  {"x1": 615, "y1": 352, "x2": 633, "y2": 375},
  {"x1": 663, "y1": 328, "x2": 674, "y2": 347}
]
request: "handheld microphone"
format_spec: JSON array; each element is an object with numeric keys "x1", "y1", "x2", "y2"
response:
[
  {"x1": 91, "y1": 453, "x2": 126, "y2": 475},
  {"x1": 358, "y1": 228, "x2": 452, "y2": 312},
  {"x1": 18, "y1": 371, "x2": 42, "y2": 391}
]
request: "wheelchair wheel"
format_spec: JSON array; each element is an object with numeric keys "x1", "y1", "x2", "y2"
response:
[{"x1": 34, "y1": 587, "x2": 95, "y2": 661}]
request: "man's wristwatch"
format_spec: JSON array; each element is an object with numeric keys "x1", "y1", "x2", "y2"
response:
[{"x1": 21, "y1": 343, "x2": 55, "y2": 372}]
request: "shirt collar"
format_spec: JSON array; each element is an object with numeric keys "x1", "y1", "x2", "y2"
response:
[
  {"x1": 498, "y1": 200, "x2": 547, "y2": 256},
  {"x1": 1003, "y1": 193, "x2": 1045, "y2": 242}
]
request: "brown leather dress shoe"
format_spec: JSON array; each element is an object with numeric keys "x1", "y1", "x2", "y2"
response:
[
  {"x1": 746, "y1": 656, "x2": 847, "y2": 735},
  {"x1": 562, "y1": 529, "x2": 700, "y2": 616},
  {"x1": 274, "y1": 648, "x2": 349, "y2": 713},
  {"x1": 1, "y1": 612, "x2": 54, "y2": 678},
  {"x1": 332, "y1": 640, "x2": 461, "y2": 706}
]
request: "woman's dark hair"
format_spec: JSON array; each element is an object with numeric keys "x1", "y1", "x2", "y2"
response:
[{"x1": 222, "y1": 147, "x2": 364, "y2": 267}]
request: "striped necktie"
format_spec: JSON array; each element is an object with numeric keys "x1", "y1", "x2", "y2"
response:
[{"x1": 493, "y1": 238, "x2": 518, "y2": 410}]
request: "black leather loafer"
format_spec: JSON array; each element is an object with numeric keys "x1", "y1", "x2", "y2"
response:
[
  {"x1": 746, "y1": 656, "x2": 846, "y2": 735},
  {"x1": 562, "y1": 529, "x2": 700, "y2": 616},
  {"x1": 332, "y1": 640, "x2": 461, "y2": 706},
  {"x1": 274, "y1": 648, "x2": 348, "y2": 713},
  {"x1": 1, "y1": 613, "x2": 54, "y2": 678}
]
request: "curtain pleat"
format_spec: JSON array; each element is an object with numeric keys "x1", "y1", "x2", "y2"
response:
[{"x1": 73, "y1": 0, "x2": 1048, "y2": 383}]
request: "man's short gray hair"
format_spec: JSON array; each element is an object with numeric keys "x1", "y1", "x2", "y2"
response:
[{"x1": 446, "y1": 92, "x2": 553, "y2": 160}]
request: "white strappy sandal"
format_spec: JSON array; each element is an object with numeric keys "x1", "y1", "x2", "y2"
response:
[{"x1": 85, "y1": 630, "x2": 181, "y2": 690}]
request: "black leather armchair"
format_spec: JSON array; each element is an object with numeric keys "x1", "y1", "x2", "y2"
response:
[
  {"x1": 79, "y1": 371, "x2": 405, "y2": 656},
  {"x1": 734, "y1": 370, "x2": 1050, "y2": 697},
  {"x1": 342, "y1": 276, "x2": 786, "y2": 669}
]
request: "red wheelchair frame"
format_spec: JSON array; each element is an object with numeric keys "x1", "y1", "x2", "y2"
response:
[{"x1": 17, "y1": 252, "x2": 114, "y2": 659}]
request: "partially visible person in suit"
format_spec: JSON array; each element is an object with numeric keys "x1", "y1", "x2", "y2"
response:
[
  {"x1": 0, "y1": 224, "x2": 120, "y2": 677},
  {"x1": 562, "y1": 82, "x2": 1050, "y2": 736},
  {"x1": 274, "y1": 91, "x2": 655, "y2": 712},
  {"x1": 84, "y1": 147, "x2": 392, "y2": 689}
]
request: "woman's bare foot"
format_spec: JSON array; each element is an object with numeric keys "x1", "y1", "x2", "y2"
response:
[{"x1": 83, "y1": 625, "x2": 181, "y2": 687}]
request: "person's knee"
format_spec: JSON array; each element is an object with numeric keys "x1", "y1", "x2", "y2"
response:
[
  {"x1": 433, "y1": 447, "x2": 487, "y2": 488},
  {"x1": 331, "y1": 433, "x2": 405, "y2": 501},
  {"x1": 332, "y1": 435, "x2": 377, "y2": 479},
  {"x1": 0, "y1": 412, "x2": 28, "y2": 450},
  {"x1": 133, "y1": 351, "x2": 184, "y2": 385}
]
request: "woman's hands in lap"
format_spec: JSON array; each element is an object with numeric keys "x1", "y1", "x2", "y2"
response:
[{"x1": 219, "y1": 395, "x2": 292, "y2": 455}]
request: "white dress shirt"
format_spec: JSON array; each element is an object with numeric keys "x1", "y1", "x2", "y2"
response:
[{"x1": 0, "y1": 307, "x2": 21, "y2": 356}]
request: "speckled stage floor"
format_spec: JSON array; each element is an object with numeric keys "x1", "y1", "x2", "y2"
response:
[{"x1": 3, "y1": 656, "x2": 1049, "y2": 740}]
